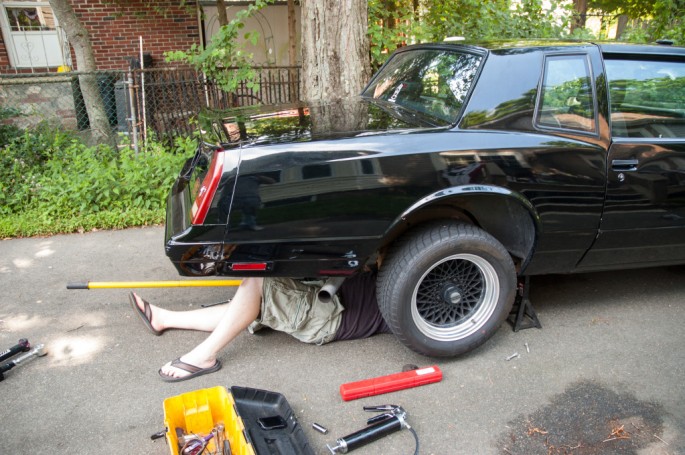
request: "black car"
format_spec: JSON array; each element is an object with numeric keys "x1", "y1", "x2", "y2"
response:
[{"x1": 165, "y1": 41, "x2": 685, "y2": 357}]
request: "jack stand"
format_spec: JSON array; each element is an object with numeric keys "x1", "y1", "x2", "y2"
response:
[{"x1": 508, "y1": 276, "x2": 541, "y2": 332}]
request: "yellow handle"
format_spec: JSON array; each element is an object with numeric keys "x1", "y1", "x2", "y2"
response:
[{"x1": 67, "y1": 280, "x2": 243, "y2": 289}]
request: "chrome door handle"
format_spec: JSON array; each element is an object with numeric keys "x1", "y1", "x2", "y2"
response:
[{"x1": 611, "y1": 159, "x2": 639, "y2": 172}]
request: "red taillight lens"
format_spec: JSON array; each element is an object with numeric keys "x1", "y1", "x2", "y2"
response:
[
  {"x1": 230, "y1": 263, "x2": 268, "y2": 271},
  {"x1": 191, "y1": 149, "x2": 224, "y2": 225}
]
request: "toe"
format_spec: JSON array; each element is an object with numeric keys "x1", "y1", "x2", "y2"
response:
[{"x1": 160, "y1": 362, "x2": 188, "y2": 379}]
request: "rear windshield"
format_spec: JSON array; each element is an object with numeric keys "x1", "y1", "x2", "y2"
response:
[{"x1": 362, "y1": 48, "x2": 483, "y2": 124}]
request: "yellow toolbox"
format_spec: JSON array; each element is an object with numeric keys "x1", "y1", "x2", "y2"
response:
[{"x1": 162, "y1": 386, "x2": 313, "y2": 455}]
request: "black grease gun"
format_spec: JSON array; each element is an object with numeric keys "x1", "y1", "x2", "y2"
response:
[{"x1": 326, "y1": 405, "x2": 414, "y2": 454}]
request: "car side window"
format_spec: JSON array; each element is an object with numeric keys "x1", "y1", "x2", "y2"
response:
[
  {"x1": 605, "y1": 58, "x2": 685, "y2": 138},
  {"x1": 536, "y1": 55, "x2": 596, "y2": 133}
]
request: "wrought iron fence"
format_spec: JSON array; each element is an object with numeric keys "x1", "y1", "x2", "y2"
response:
[{"x1": 0, "y1": 66, "x2": 301, "y2": 147}]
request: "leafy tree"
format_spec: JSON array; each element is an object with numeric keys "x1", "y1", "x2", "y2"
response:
[
  {"x1": 368, "y1": 1, "x2": 429, "y2": 69},
  {"x1": 421, "y1": 0, "x2": 570, "y2": 41},
  {"x1": 369, "y1": 0, "x2": 573, "y2": 69},
  {"x1": 644, "y1": 0, "x2": 684, "y2": 43},
  {"x1": 48, "y1": 0, "x2": 112, "y2": 144},
  {"x1": 166, "y1": 0, "x2": 274, "y2": 93},
  {"x1": 590, "y1": 0, "x2": 657, "y2": 18},
  {"x1": 589, "y1": 0, "x2": 684, "y2": 43}
]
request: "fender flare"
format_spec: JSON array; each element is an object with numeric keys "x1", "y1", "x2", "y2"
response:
[{"x1": 385, "y1": 184, "x2": 541, "y2": 270}]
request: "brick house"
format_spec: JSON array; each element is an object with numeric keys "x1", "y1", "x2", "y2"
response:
[
  {"x1": 0, "y1": 0, "x2": 200, "y2": 72},
  {"x1": 0, "y1": 1, "x2": 299, "y2": 136},
  {"x1": 0, "y1": 1, "x2": 299, "y2": 73}
]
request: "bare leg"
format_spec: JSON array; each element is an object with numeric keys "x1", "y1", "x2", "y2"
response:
[
  {"x1": 158, "y1": 277, "x2": 263, "y2": 380},
  {"x1": 131, "y1": 279, "x2": 260, "y2": 333},
  {"x1": 131, "y1": 296, "x2": 230, "y2": 333}
]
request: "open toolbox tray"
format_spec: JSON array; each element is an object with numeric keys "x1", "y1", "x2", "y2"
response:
[
  {"x1": 231, "y1": 386, "x2": 315, "y2": 455},
  {"x1": 163, "y1": 385, "x2": 314, "y2": 455}
]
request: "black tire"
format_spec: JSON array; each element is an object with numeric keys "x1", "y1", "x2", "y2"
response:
[{"x1": 377, "y1": 222, "x2": 516, "y2": 357}]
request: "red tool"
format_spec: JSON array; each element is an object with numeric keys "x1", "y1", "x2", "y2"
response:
[{"x1": 340, "y1": 366, "x2": 442, "y2": 401}]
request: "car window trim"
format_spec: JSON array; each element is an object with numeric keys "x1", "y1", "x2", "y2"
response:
[{"x1": 533, "y1": 52, "x2": 600, "y2": 138}]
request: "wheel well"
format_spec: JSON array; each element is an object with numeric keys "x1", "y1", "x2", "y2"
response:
[{"x1": 380, "y1": 195, "x2": 536, "y2": 270}]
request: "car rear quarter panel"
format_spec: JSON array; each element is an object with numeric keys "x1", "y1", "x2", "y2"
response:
[{"x1": 215, "y1": 127, "x2": 606, "y2": 275}]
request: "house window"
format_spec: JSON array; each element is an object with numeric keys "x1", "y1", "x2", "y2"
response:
[
  {"x1": 302, "y1": 164, "x2": 332, "y2": 180},
  {"x1": 0, "y1": 1, "x2": 68, "y2": 69},
  {"x1": 6, "y1": 5, "x2": 54, "y2": 30}
]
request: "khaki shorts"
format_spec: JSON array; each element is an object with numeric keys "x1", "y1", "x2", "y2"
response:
[{"x1": 255, "y1": 277, "x2": 344, "y2": 345}]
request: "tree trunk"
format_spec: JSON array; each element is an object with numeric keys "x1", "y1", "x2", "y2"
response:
[
  {"x1": 615, "y1": 14, "x2": 629, "y2": 39},
  {"x1": 287, "y1": 0, "x2": 297, "y2": 66},
  {"x1": 48, "y1": 0, "x2": 111, "y2": 144},
  {"x1": 300, "y1": 0, "x2": 370, "y2": 102},
  {"x1": 217, "y1": 0, "x2": 228, "y2": 27},
  {"x1": 287, "y1": 0, "x2": 298, "y2": 101},
  {"x1": 571, "y1": 0, "x2": 588, "y2": 33}
]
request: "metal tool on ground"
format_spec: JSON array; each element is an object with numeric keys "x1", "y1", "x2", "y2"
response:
[
  {"x1": 0, "y1": 344, "x2": 47, "y2": 382},
  {"x1": 340, "y1": 365, "x2": 443, "y2": 401},
  {"x1": 0, "y1": 338, "x2": 30, "y2": 363},
  {"x1": 312, "y1": 422, "x2": 329, "y2": 434},
  {"x1": 67, "y1": 280, "x2": 242, "y2": 290},
  {"x1": 326, "y1": 405, "x2": 418, "y2": 454}
]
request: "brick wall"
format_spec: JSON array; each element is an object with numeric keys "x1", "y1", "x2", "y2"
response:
[
  {"x1": 0, "y1": 33, "x2": 10, "y2": 70},
  {"x1": 71, "y1": 0, "x2": 200, "y2": 71}
]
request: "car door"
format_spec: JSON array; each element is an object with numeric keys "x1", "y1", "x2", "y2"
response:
[{"x1": 577, "y1": 52, "x2": 685, "y2": 271}]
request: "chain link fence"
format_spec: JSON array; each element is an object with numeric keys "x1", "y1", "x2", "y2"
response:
[{"x1": 0, "y1": 66, "x2": 301, "y2": 147}]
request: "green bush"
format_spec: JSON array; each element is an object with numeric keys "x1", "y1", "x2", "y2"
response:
[
  {"x1": 0, "y1": 126, "x2": 194, "y2": 238},
  {"x1": 0, "y1": 107, "x2": 23, "y2": 147}
]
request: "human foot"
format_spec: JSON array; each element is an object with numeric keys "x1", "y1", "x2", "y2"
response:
[
  {"x1": 129, "y1": 292, "x2": 165, "y2": 336},
  {"x1": 158, "y1": 356, "x2": 221, "y2": 382}
]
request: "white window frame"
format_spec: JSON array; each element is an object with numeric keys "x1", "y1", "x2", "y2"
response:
[{"x1": 0, "y1": 1, "x2": 69, "y2": 69}]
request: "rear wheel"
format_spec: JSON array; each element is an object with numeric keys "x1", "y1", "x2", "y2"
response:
[{"x1": 377, "y1": 222, "x2": 516, "y2": 357}]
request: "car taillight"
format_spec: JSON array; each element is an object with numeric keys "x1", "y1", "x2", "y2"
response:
[
  {"x1": 230, "y1": 263, "x2": 268, "y2": 271},
  {"x1": 191, "y1": 149, "x2": 224, "y2": 225}
]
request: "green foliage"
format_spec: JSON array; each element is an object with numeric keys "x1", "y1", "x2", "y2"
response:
[
  {"x1": 368, "y1": 0, "x2": 574, "y2": 68},
  {"x1": 0, "y1": 125, "x2": 192, "y2": 238},
  {"x1": 166, "y1": 0, "x2": 274, "y2": 92},
  {"x1": 420, "y1": 0, "x2": 571, "y2": 42},
  {"x1": 645, "y1": 0, "x2": 684, "y2": 44},
  {"x1": 588, "y1": 0, "x2": 684, "y2": 44},
  {"x1": 368, "y1": 1, "x2": 431, "y2": 69},
  {"x1": 0, "y1": 107, "x2": 22, "y2": 147},
  {"x1": 589, "y1": 0, "x2": 657, "y2": 19}
]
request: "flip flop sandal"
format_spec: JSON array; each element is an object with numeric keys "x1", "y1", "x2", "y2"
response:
[
  {"x1": 129, "y1": 292, "x2": 164, "y2": 336},
  {"x1": 159, "y1": 358, "x2": 222, "y2": 383}
]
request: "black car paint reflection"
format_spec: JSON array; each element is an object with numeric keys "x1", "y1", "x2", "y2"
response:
[{"x1": 165, "y1": 41, "x2": 685, "y2": 278}]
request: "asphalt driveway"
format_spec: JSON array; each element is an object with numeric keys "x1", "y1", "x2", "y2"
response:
[{"x1": 0, "y1": 226, "x2": 683, "y2": 454}]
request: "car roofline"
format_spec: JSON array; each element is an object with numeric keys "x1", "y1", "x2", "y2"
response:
[
  {"x1": 398, "y1": 40, "x2": 595, "y2": 54},
  {"x1": 399, "y1": 40, "x2": 685, "y2": 56},
  {"x1": 597, "y1": 42, "x2": 685, "y2": 57}
]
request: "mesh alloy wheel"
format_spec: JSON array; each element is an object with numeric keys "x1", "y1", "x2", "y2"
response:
[{"x1": 411, "y1": 253, "x2": 500, "y2": 342}]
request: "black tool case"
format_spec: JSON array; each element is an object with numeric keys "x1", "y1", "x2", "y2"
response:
[{"x1": 231, "y1": 386, "x2": 315, "y2": 455}]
